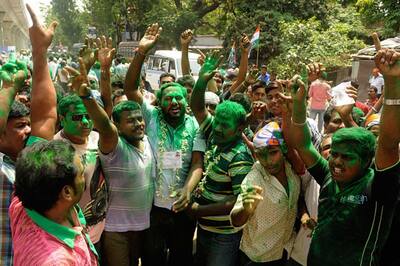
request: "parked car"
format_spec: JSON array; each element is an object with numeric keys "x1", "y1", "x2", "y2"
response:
[{"x1": 145, "y1": 50, "x2": 201, "y2": 90}]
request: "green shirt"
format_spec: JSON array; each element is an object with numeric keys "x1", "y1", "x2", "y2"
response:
[
  {"x1": 26, "y1": 205, "x2": 98, "y2": 257},
  {"x1": 307, "y1": 156, "x2": 400, "y2": 266},
  {"x1": 195, "y1": 113, "x2": 254, "y2": 234}
]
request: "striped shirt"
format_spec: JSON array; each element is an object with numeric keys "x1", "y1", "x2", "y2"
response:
[
  {"x1": 0, "y1": 153, "x2": 15, "y2": 266},
  {"x1": 195, "y1": 114, "x2": 254, "y2": 234},
  {"x1": 9, "y1": 197, "x2": 98, "y2": 266},
  {"x1": 307, "y1": 157, "x2": 400, "y2": 266},
  {"x1": 100, "y1": 136, "x2": 155, "y2": 232}
]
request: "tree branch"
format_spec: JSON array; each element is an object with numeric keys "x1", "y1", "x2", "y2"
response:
[{"x1": 174, "y1": 0, "x2": 182, "y2": 10}]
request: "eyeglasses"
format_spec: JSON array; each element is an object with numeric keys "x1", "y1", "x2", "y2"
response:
[{"x1": 71, "y1": 114, "x2": 91, "y2": 122}]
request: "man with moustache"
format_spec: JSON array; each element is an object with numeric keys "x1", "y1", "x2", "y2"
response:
[{"x1": 124, "y1": 23, "x2": 205, "y2": 266}]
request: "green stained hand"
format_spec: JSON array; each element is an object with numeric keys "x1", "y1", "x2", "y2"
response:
[
  {"x1": 198, "y1": 50, "x2": 223, "y2": 82},
  {"x1": 0, "y1": 59, "x2": 28, "y2": 89}
]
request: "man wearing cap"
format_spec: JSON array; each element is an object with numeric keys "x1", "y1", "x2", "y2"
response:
[
  {"x1": 258, "y1": 65, "x2": 270, "y2": 84},
  {"x1": 230, "y1": 122, "x2": 301, "y2": 265}
]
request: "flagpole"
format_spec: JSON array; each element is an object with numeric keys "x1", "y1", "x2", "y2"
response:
[
  {"x1": 256, "y1": 45, "x2": 260, "y2": 67},
  {"x1": 256, "y1": 24, "x2": 261, "y2": 68}
]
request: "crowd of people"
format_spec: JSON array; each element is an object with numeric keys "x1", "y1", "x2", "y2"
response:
[{"x1": 0, "y1": 4, "x2": 399, "y2": 266}]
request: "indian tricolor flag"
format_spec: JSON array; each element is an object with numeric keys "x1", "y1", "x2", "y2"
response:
[{"x1": 248, "y1": 25, "x2": 260, "y2": 57}]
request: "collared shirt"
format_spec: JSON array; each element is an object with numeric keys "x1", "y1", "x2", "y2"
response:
[
  {"x1": 231, "y1": 161, "x2": 300, "y2": 262},
  {"x1": 0, "y1": 153, "x2": 15, "y2": 266},
  {"x1": 257, "y1": 73, "x2": 270, "y2": 84},
  {"x1": 100, "y1": 136, "x2": 155, "y2": 232},
  {"x1": 141, "y1": 101, "x2": 206, "y2": 209},
  {"x1": 307, "y1": 156, "x2": 400, "y2": 266},
  {"x1": 54, "y1": 131, "x2": 105, "y2": 244},
  {"x1": 9, "y1": 197, "x2": 98, "y2": 266},
  {"x1": 195, "y1": 113, "x2": 254, "y2": 234}
]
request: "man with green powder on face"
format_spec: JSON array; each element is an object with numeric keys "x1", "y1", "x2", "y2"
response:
[
  {"x1": 189, "y1": 51, "x2": 254, "y2": 266},
  {"x1": 124, "y1": 23, "x2": 205, "y2": 266},
  {"x1": 53, "y1": 35, "x2": 117, "y2": 250},
  {"x1": 67, "y1": 56, "x2": 155, "y2": 266},
  {"x1": 289, "y1": 34, "x2": 400, "y2": 265}
]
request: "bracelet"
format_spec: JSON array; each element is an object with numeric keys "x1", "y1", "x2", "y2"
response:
[
  {"x1": 291, "y1": 118, "x2": 306, "y2": 126},
  {"x1": 384, "y1": 99, "x2": 400, "y2": 105},
  {"x1": 371, "y1": 107, "x2": 378, "y2": 113}
]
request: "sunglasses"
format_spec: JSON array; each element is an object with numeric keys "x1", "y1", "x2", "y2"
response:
[{"x1": 71, "y1": 114, "x2": 91, "y2": 122}]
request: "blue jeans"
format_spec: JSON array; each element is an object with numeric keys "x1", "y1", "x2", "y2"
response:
[
  {"x1": 309, "y1": 109, "x2": 325, "y2": 132},
  {"x1": 195, "y1": 226, "x2": 242, "y2": 266}
]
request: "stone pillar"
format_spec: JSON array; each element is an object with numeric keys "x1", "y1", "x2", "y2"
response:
[
  {"x1": 0, "y1": 12, "x2": 5, "y2": 48},
  {"x1": 2, "y1": 21, "x2": 14, "y2": 48}
]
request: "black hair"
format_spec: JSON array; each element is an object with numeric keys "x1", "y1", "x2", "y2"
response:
[
  {"x1": 112, "y1": 100, "x2": 142, "y2": 123},
  {"x1": 159, "y1": 72, "x2": 176, "y2": 83},
  {"x1": 14, "y1": 140, "x2": 78, "y2": 214},
  {"x1": 177, "y1": 75, "x2": 195, "y2": 88},
  {"x1": 229, "y1": 93, "x2": 252, "y2": 113},
  {"x1": 8, "y1": 100, "x2": 30, "y2": 121}
]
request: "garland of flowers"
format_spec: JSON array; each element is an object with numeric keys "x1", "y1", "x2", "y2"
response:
[{"x1": 155, "y1": 113, "x2": 191, "y2": 199}]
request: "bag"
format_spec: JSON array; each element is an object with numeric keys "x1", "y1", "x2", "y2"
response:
[{"x1": 83, "y1": 158, "x2": 109, "y2": 226}]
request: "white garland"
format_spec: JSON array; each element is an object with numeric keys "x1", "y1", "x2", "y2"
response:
[{"x1": 155, "y1": 113, "x2": 191, "y2": 199}]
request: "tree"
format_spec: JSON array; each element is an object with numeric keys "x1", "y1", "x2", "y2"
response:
[
  {"x1": 49, "y1": 0, "x2": 84, "y2": 46},
  {"x1": 356, "y1": 0, "x2": 400, "y2": 38}
]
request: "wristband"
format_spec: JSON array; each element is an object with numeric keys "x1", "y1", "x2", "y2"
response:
[
  {"x1": 291, "y1": 118, "x2": 306, "y2": 126},
  {"x1": 384, "y1": 99, "x2": 400, "y2": 105}
]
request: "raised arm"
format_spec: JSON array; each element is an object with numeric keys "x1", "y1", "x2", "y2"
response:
[
  {"x1": 0, "y1": 67, "x2": 26, "y2": 135},
  {"x1": 69, "y1": 58, "x2": 118, "y2": 154},
  {"x1": 333, "y1": 85, "x2": 359, "y2": 128},
  {"x1": 230, "y1": 34, "x2": 250, "y2": 93},
  {"x1": 26, "y1": 4, "x2": 58, "y2": 140},
  {"x1": 290, "y1": 65, "x2": 321, "y2": 168},
  {"x1": 373, "y1": 34, "x2": 400, "y2": 169},
  {"x1": 190, "y1": 51, "x2": 223, "y2": 125},
  {"x1": 124, "y1": 23, "x2": 162, "y2": 104},
  {"x1": 180, "y1": 29, "x2": 193, "y2": 76},
  {"x1": 97, "y1": 36, "x2": 116, "y2": 117}
]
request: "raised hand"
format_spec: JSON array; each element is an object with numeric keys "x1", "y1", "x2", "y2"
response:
[
  {"x1": 180, "y1": 29, "x2": 193, "y2": 47},
  {"x1": 198, "y1": 50, "x2": 223, "y2": 81},
  {"x1": 289, "y1": 74, "x2": 307, "y2": 103},
  {"x1": 0, "y1": 59, "x2": 28, "y2": 89},
  {"x1": 239, "y1": 33, "x2": 251, "y2": 52},
  {"x1": 245, "y1": 67, "x2": 260, "y2": 85},
  {"x1": 65, "y1": 58, "x2": 90, "y2": 97},
  {"x1": 241, "y1": 185, "x2": 263, "y2": 214},
  {"x1": 373, "y1": 33, "x2": 400, "y2": 77},
  {"x1": 138, "y1": 23, "x2": 162, "y2": 54},
  {"x1": 277, "y1": 92, "x2": 293, "y2": 115},
  {"x1": 96, "y1": 36, "x2": 116, "y2": 69},
  {"x1": 26, "y1": 4, "x2": 57, "y2": 52},
  {"x1": 80, "y1": 38, "x2": 98, "y2": 73},
  {"x1": 307, "y1": 63, "x2": 325, "y2": 82},
  {"x1": 196, "y1": 49, "x2": 206, "y2": 66}
]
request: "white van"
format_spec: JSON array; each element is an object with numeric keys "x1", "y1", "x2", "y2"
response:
[{"x1": 145, "y1": 50, "x2": 201, "y2": 90}]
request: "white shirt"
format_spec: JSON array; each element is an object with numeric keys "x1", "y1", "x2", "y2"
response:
[
  {"x1": 369, "y1": 74, "x2": 384, "y2": 94},
  {"x1": 290, "y1": 171, "x2": 320, "y2": 265},
  {"x1": 231, "y1": 161, "x2": 301, "y2": 263}
]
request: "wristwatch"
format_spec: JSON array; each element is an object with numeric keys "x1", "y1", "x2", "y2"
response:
[
  {"x1": 79, "y1": 91, "x2": 94, "y2": 100},
  {"x1": 384, "y1": 99, "x2": 400, "y2": 105}
]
